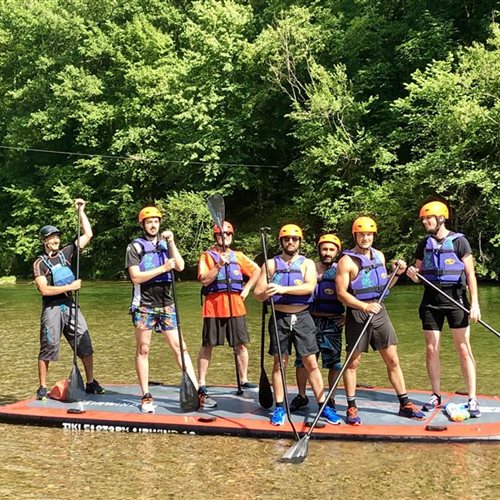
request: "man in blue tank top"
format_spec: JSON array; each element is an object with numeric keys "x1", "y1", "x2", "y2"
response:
[
  {"x1": 407, "y1": 201, "x2": 482, "y2": 417},
  {"x1": 126, "y1": 206, "x2": 198, "y2": 413},
  {"x1": 254, "y1": 224, "x2": 340, "y2": 426},
  {"x1": 32, "y1": 199, "x2": 104, "y2": 400},
  {"x1": 290, "y1": 234, "x2": 345, "y2": 421},
  {"x1": 336, "y1": 216, "x2": 424, "y2": 425}
]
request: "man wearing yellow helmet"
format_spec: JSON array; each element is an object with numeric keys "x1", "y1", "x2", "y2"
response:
[
  {"x1": 289, "y1": 234, "x2": 344, "y2": 424},
  {"x1": 197, "y1": 220, "x2": 261, "y2": 407},
  {"x1": 254, "y1": 224, "x2": 340, "y2": 426},
  {"x1": 336, "y1": 216, "x2": 424, "y2": 424},
  {"x1": 126, "y1": 206, "x2": 197, "y2": 413},
  {"x1": 407, "y1": 200, "x2": 482, "y2": 417}
]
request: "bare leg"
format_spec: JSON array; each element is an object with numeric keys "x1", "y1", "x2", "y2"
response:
[
  {"x1": 451, "y1": 326, "x2": 476, "y2": 399},
  {"x1": 327, "y1": 368, "x2": 341, "y2": 397},
  {"x1": 235, "y1": 343, "x2": 250, "y2": 383},
  {"x1": 162, "y1": 329, "x2": 198, "y2": 389},
  {"x1": 80, "y1": 354, "x2": 94, "y2": 384},
  {"x1": 197, "y1": 345, "x2": 213, "y2": 387},
  {"x1": 135, "y1": 328, "x2": 152, "y2": 396},
  {"x1": 272, "y1": 354, "x2": 288, "y2": 402},
  {"x1": 295, "y1": 366, "x2": 308, "y2": 397},
  {"x1": 343, "y1": 351, "x2": 362, "y2": 399},
  {"x1": 379, "y1": 345, "x2": 406, "y2": 395},
  {"x1": 423, "y1": 329, "x2": 441, "y2": 395},
  {"x1": 38, "y1": 359, "x2": 49, "y2": 387},
  {"x1": 302, "y1": 354, "x2": 325, "y2": 403}
]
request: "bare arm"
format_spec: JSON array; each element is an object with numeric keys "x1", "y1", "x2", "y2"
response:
[
  {"x1": 463, "y1": 254, "x2": 481, "y2": 321},
  {"x1": 163, "y1": 231, "x2": 184, "y2": 272},
  {"x1": 74, "y1": 198, "x2": 93, "y2": 250},
  {"x1": 253, "y1": 260, "x2": 275, "y2": 302},
  {"x1": 35, "y1": 275, "x2": 81, "y2": 296},
  {"x1": 240, "y1": 263, "x2": 261, "y2": 300},
  {"x1": 406, "y1": 259, "x2": 423, "y2": 283}
]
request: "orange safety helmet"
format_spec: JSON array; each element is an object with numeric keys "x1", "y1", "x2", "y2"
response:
[
  {"x1": 419, "y1": 201, "x2": 449, "y2": 220},
  {"x1": 138, "y1": 206, "x2": 162, "y2": 223},
  {"x1": 352, "y1": 216, "x2": 377, "y2": 233},
  {"x1": 317, "y1": 234, "x2": 341, "y2": 251},
  {"x1": 279, "y1": 224, "x2": 303, "y2": 239},
  {"x1": 213, "y1": 221, "x2": 234, "y2": 235}
]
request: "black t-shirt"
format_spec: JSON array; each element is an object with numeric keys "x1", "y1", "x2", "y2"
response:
[
  {"x1": 125, "y1": 240, "x2": 173, "y2": 308},
  {"x1": 33, "y1": 244, "x2": 76, "y2": 307},
  {"x1": 415, "y1": 232, "x2": 472, "y2": 307}
]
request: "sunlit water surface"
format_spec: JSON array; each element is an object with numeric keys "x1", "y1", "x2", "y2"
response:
[{"x1": 0, "y1": 281, "x2": 498, "y2": 499}]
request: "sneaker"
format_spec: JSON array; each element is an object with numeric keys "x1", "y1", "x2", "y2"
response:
[
  {"x1": 326, "y1": 399, "x2": 336, "y2": 409},
  {"x1": 270, "y1": 406, "x2": 286, "y2": 426},
  {"x1": 399, "y1": 402, "x2": 425, "y2": 420},
  {"x1": 85, "y1": 379, "x2": 105, "y2": 394},
  {"x1": 198, "y1": 386, "x2": 217, "y2": 408},
  {"x1": 422, "y1": 393, "x2": 441, "y2": 412},
  {"x1": 241, "y1": 381, "x2": 258, "y2": 389},
  {"x1": 346, "y1": 406, "x2": 361, "y2": 425},
  {"x1": 290, "y1": 394, "x2": 309, "y2": 412},
  {"x1": 140, "y1": 393, "x2": 155, "y2": 414},
  {"x1": 36, "y1": 386, "x2": 48, "y2": 401},
  {"x1": 468, "y1": 398, "x2": 481, "y2": 418},
  {"x1": 321, "y1": 405, "x2": 342, "y2": 425}
]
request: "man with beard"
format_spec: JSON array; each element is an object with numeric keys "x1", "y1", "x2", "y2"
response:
[
  {"x1": 289, "y1": 234, "x2": 344, "y2": 425},
  {"x1": 126, "y1": 206, "x2": 197, "y2": 413},
  {"x1": 254, "y1": 224, "x2": 339, "y2": 426},
  {"x1": 407, "y1": 201, "x2": 481, "y2": 417},
  {"x1": 33, "y1": 198, "x2": 104, "y2": 400},
  {"x1": 197, "y1": 221, "x2": 260, "y2": 408},
  {"x1": 335, "y1": 216, "x2": 424, "y2": 425}
]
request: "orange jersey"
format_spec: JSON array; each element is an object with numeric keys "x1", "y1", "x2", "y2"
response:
[{"x1": 198, "y1": 248, "x2": 259, "y2": 318}]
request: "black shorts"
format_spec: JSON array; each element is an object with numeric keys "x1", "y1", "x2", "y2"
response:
[
  {"x1": 202, "y1": 316, "x2": 249, "y2": 347},
  {"x1": 419, "y1": 304, "x2": 469, "y2": 330},
  {"x1": 268, "y1": 310, "x2": 318, "y2": 359},
  {"x1": 345, "y1": 305, "x2": 397, "y2": 353}
]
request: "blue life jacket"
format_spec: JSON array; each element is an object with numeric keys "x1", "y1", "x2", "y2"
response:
[
  {"x1": 420, "y1": 233, "x2": 465, "y2": 285},
  {"x1": 343, "y1": 249, "x2": 389, "y2": 301},
  {"x1": 133, "y1": 237, "x2": 172, "y2": 284},
  {"x1": 270, "y1": 255, "x2": 313, "y2": 305},
  {"x1": 202, "y1": 250, "x2": 244, "y2": 295},
  {"x1": 310, "y1": 263, "x2": 345, "y2": 315},
  {"x1": 41, "y1": 252, "x2": 76, "y2": 286}
]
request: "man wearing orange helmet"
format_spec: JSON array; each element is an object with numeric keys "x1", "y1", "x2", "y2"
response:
[
  {"x1": 126, "y1": 206, "x2": 197, "y2": 413},
  {"x1": 336, "y1": 216, "x2": 424, "y2": 425},
  {"x1": 254, "y1": 224, "x2": 340, "y2": 426},
  {"x1": 407, "y1": 200, "x2": 482, "y2": 417},
  {"x1": 197, "y1": 220, "x2": 260, "y2": 407},
  {"x1": 289, "y1": 234, "x2": 344, "y2": 423}
]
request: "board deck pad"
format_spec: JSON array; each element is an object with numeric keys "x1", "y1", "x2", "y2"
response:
[{"x1": 0, "y1": 384, "x2": 498, "y2": 441}]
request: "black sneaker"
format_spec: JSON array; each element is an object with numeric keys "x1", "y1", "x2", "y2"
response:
[
  {"x1": 290, "y1": 394, "x2": 309, "y2": 411},
  {"x1": 85, "y1": 379, "x2": 105, "y2": 394},
  {"x1": 198, "y1": 386, "x2": 217, "y2": 408},
  {"x1": 326, "y1": 399, "x2": 336, "y2": 409},
  {"x1": 36, "y1": 385, "x2": 48, "y2": 400},
  {"x1": 241, "y1": 381, "x2": 258, "y2": 389}
]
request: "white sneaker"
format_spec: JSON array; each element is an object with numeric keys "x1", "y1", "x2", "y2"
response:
[{"x1": 141, "y1": 393, "x2": 155, "y2": 413}]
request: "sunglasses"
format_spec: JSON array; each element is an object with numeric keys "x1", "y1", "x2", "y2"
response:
[
  {"x1": 217, "y1": 232, "x2": 233, "y2": 237},
  {"x1": 282, "y1": 236, "x2": 300, "y2": 242}
]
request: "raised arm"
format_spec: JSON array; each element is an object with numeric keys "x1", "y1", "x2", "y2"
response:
[{"x1": 74, "y1": 198, "x2": 93, "y2": 250}]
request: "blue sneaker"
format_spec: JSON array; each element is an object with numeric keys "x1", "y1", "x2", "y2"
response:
[
  {"x1": 270, "y1": 406, "x2": 286, "y2": 426},
  {"x1": 321, "y1": 405, "x2": 342, "y2": 425}
]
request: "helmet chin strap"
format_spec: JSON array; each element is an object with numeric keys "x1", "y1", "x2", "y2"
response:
[{"x1": 428, "y1": 216, "x2": 445, "y2": 236}]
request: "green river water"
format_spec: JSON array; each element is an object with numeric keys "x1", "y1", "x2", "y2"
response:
[{"x1": 0, "y1": 281, "x2": 498, "y2": 499}]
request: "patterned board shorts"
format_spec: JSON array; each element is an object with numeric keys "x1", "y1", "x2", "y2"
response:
[{"x1": 130, "y1": 305, "x2": 177, "y2": 332}]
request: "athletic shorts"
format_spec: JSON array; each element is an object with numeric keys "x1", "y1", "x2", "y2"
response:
[
  {"x1": 294, "y1": 315, "x2": 343, "y2": 370},
  {"x1": 419, "y1": 304, "x2": 469, "y2": 330},
  {"x1": 131, "y1": 305, "x2": 177, "y2": 332},
  {"x1": 268, "y1": 310, "x2": 318, "y2": 359},
  {"x1": 39, "y1": 303, "x2": 94, "y2": 361},
  {"x1": 202, "y1": 316, "x2": 249, "y2": 347},
  {"x1": 345, "y1": 305, "x2": 397, "y2": 353}
]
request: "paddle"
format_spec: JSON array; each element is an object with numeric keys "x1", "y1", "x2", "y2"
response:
[
  {"x1": 281, "y1": 264, "x2": 401, "y2": 463},
  {"x1": 169, "y1": 253, "x2": 200, "y2": 412},
  {"x1": 260, "y1": 227, "x2": 300, "y2": 440},
  {"x1": 258, "y1": 303, "x2": 273, "y2": 409},
  {"x1": 415, "y1": 272, "x2": 500, "y2": 338},
  {"x1": 66, "y1": 202, "x2": 86, "y2": 403},
  {"x1": 207, "y1": 194, "x2": 243, "y2": 394}
]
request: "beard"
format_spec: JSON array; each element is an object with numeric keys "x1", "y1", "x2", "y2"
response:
[{"x1": 283, "y1": 246, "x2": 298, "y2": 257}]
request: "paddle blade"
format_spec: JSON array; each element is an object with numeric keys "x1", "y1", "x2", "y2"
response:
[
  {"x1": 258, "y1": 370, "x2": 273, "y2": 409},
  {"x1": 280, "y1": 436, "x2": 310, "y2": 464},
  {"x1": 180, "y1": 372, "x2": 200, "y2": 412},
  {"x1": 207, "y1": 194, "x2": 225, "y2": 228},
  {"x1": 66, "y1": 364, "x2": 86, "y2": 403}
]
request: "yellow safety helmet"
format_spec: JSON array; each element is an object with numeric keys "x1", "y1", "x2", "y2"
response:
[
  {"x1": 317, "y1": 234, "x2": 341, "y2": 251},
  {"x1": 352, "y1": 216, "x2": 377, "y2": 233},
  {"x1": 279, "y1": 224, "x2": 303, "y2": 239},
  {"x1": 138, "y1": 206, "x2": 162, "y2": 223},
  {"x1": 419, "y1": 201, "x2": 449, "y2": 220}
]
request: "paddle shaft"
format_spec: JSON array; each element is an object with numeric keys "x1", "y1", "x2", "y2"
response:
[
  {"x1": 261, "y1": 229, "x2": 300, "y2": 440},
  {"x1": 301, "y1": 265, "x2": 400, "y2": 440},
  {"x1": 73, "y1": 203, "x2": 82, "y2": 365},
  {"x1": 169, "y1": 264, "x2": 187, "y2": 372},
  {"x1": 416, "y1": 272, "x2": 500, "y2": 338}
]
